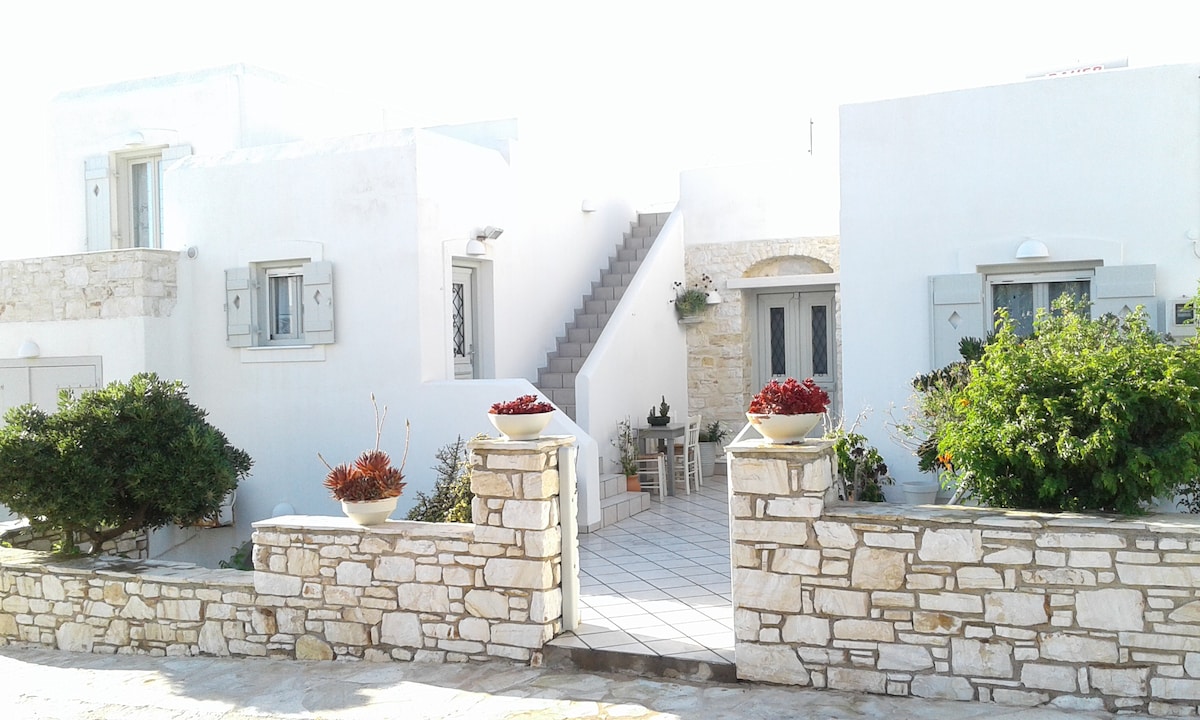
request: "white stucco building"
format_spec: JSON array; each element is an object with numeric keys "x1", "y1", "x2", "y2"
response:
[
  {"x1": 840, "y1": 62, "x2": 1200, "y2": 491},
  {"x1": 0, "y1": 65, "x2": 700, "y2": 562}
]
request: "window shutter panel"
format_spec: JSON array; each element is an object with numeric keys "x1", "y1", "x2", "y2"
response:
[
  {"x1": 1092, "y1": 264, "x2": 1158, "y2": 330},
  {"x1": 929, "y1": 273, "x2": 985, "y2": 368},
  {"x1": 225, "y1": 267, "x2": 254, "y2": 348},
  {"x1": 84, "y1": 155, "x2": 112, "y2": 251},
  {"x1": 302, "y1": 261, "x2": 335, "y2": 344}
]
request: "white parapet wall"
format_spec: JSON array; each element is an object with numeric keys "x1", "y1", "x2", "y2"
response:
[
  {"x1": 727, "y1": 438, "x2": 1200, "y2": 716},
  {"x1": 0, "y1": 435, "x2": 575, "y2": 664}
]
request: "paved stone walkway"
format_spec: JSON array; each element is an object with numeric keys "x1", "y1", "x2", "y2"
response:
[{"x1": 0, "y1": 645, "x2": 1157, "y2": 719}]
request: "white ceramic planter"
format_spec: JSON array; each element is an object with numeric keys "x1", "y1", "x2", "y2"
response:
[
  {"x1": 746, "y1": 412, "x2": 822, "y2": 444},
  {"x1": 902, "y1": 481, "x2": 940, "y2": 505},
  {"x1": 699, "y1": 441, "x2": 718, "y2": 477},
  {"x1": 341, "y1": 496, "x2": 399, "y2": 526},
  {"x1": 488, "y1": 411, "x2": 554, "y2": 441}
]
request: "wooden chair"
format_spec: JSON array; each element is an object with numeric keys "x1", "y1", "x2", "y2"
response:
[
  {"x1": 636, "y1": 452, "x2": 667, "y2": 498},
  {"x1": 673, "y1": 414, "x2": 702, "y2": 494}
]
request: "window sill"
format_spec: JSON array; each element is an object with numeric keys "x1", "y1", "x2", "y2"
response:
[{"x1": 239, "y1": 345, "x2": 326, "y2": 364}]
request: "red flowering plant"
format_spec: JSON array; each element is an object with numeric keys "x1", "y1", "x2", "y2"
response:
[
  {"x1": 489, "y1": 394, "x2": 555, "y2": 415},
  {"x1": 748, "y1": 377, "x2": 830, "y2": 415},
  {"x1": 319, "y1": 395, "x2": 409, "y2": 502}
]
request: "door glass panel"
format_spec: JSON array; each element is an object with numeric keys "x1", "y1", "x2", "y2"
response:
[
  {"x1": 993, "y1": 283, "x2": 1035, "y2": 336},
  {"x1": 811, "y1": 305, "x2": 828, "y2": 376},
  {"x1": 769, "y1": 307, "x2": 786, "y2": 376},
  {"x1": 131, "y1": 161, "x2": 153, "y2": 248},
  {"x1": 1049, "y1": 280, "x2": 1089, "y2": 316},
  {"x1": 452, "y1": 282, "x2": 466, "y2": 357}
]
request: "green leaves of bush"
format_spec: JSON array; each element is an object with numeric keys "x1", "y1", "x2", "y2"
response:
[
  {"x1": 0, "y1": 373, "x2": 252, "y2": 553},
  {"x1": 939, "y1": 300, "x2": 1200, "y2": 514}
]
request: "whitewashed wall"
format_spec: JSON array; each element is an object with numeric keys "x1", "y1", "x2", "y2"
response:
[
  {"x1": 576, "y1": 212, "x2": 689, "y2": 527},
  {"x1": 840, "y1": 63, "x2": 1200, "y2": 489},
  {"x1": 37, "y1": 65, "x2": 384, "y2": 260}
]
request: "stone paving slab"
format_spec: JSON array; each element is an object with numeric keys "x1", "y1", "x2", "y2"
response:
[{"x1": 0, "y1": 645, "x2": 1159, "y2": 720}]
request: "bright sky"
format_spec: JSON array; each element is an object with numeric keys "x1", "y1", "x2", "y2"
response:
[{"x1": 2, "y1": 0, "x2": 1198, "y2": 233}]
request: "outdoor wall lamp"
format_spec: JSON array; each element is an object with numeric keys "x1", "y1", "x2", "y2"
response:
[
  {"x1": 1015, "y1": 238, "x2": 1050, "y2": 260},
  {"x1": 466, "y1": 227, "x2": 504, "y2": 257},
  {"x1": 16, "y1": 339, "x2": 40, "y2": 358}
]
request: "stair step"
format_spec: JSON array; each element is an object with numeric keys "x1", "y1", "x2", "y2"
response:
[
  {"x1": 567, "y1": 327, "x2": 590, "y2": 343},
  {"x1": 542, "y1": 645, "x2": 736, "y2": 685},
  {"x1": 548, "y1": 356, "x2": 573, "y2": 373},
  {"x1": 584, "y1": 299, "x2": 608, "y2": 315},
  {"x1": 599, "y1": 488, "x2": 651, "y2": 525},
  {"x1": 573, "y1": 313, "x2": 599, "y2": 330}
]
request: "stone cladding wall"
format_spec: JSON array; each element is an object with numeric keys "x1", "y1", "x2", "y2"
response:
[
  {"x1": 0, "y1": 520, "x2": 148, "y2": 558},
  {"x1": 728, "y1": 439, "x2": 1200, "y2": 716},
  {"x1": 0, "y1": 249, "x2": 177, "y2": 321},
  {"x1": 683, "y1": 238, "x2": 839, "y2": 432},
  {"x1": 0, "y1": 436, "x2": 573, "y2": 664}
]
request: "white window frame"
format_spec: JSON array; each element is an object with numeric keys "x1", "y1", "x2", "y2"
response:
[
  {"x1": 986, "y1": 267, "x2": 1095, "y2": 334},
  {"x1": 262, "y1": 264, "x2": 305, "y2": 344},
  {"x1": 113, "y1": 146, "x2": 165, "y2": 249}
]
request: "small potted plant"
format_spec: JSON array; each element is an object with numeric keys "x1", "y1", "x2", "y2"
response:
[
  {"x1": 698, "y1": 419, "x2": 728, "y2": 477},
  {"x1": 614, "y1": 417, "x2": 641, "y2": 491},
  {"x1": 647, "y1": 396, "x2": 671, "y2": 426},
  {"x1": 488, "y1": 394, "x2": 556, "y2": 441},
  {"x1": 673, "y1": 275, "x2": 713, "y2": 322},
  {"x1": 319, "y1": 395, "x2": 409, "y2": 525},
  {"x1": 747, "y1": 377, "x2": 829, "y2": 444}
]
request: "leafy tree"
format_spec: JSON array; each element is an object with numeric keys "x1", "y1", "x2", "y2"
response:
[
  {"x1": 938, "y1": 299, "x2": 1200, "y2": 514},
  {"x1": 406, "y1": 436, "x2": 474, "y2": 523},
  {"x1": 0, "y1": 373, "x2": 252, "y2": 553}
]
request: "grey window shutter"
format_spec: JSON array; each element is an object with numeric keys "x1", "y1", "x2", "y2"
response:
[
  {"x1": 225, "y1": 267, "x2": 254, "y2": 348},
  {"x1": 929, "y1": 273, "x2": 984, "y2": 368},
  {"x1": 1092, "y1": 264, "x2": 1158, "y2": 330},
  {"x1": 84, "y1": 155, "x2": 112, "y2": 251},
  {"x1": 302, "y1": 261, "x2": 335, "y2": 344}
]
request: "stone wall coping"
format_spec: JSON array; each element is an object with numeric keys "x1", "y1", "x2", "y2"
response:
[
  {"x1": 468, "y1": 435, "x2": 575, "y2": 452},
  {"x1": 726, "y1": 438, "x2": 836, "y2": 454},
  {"x1": 826, "y1": 500, "x2": 1200, "y2": 533},
  {"x1": 252, "y1": 515, "x2": 475, "y2": 539},
  {"x1": 0, "y1": 547, "x2": 252, "y2": 586}
]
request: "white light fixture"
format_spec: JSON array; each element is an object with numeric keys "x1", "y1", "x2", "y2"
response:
[
  {"x1": 123, "y1": 130, "x2": 146, "y2": 147},
  {"x1": 16, "y1": 339, "x2": 40, "y2": 358},
  {"x1": 465, "y1": 237, "x2": 488, "y2": 256},
  {"x1": 1015, "y1": 239, "x2": 1050, "y2": 260},
  {"x1": 466, "y1": 226, "x2": 504, "y2": 257},
  {"x1": 706, "y1": 290, "x2": 722, "y2": 304},
  {"x1": 581, "y1": 199, "x2": 596, "y2": 213}
]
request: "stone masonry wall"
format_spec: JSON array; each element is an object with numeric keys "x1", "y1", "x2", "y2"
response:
[
  {"x1": 728, "y1": 439, "x2": 1200, "y2": 717},
  {"x1": 0, "y1": 249, "x2": 178, "y2": 322},
  {"x1": 683, "y1": 238, "x2": 839, "y2": 432},
  {"x1": 0, "y1": 519, "x2": 148, "y2": 558},
  {"x1": 0, "y1": 436, "x2": 573, "y2": 664}
]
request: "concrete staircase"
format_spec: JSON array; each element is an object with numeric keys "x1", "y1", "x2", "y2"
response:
[
  {"x1": 586, "y1": 474, "x2": 650, "y2": 533},
  {"x1": 535, "y1": 212, "x2": 671, "y2": 421}
]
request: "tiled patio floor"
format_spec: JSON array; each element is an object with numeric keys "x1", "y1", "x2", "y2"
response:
[{"x1": 549, "y1": 472, "x2": 734, "y2": 664}]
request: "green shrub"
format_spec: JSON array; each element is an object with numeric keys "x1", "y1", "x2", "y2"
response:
[
  {"x1": 938, "y1": 300, "x2": 1200, "y2": 514},
  {"x1": 827, "y1": 421, "x2": 892, "y2": 502},
  {"x1": 406, "y1": 437, "x2": 473, "y2": 523},
  {"x1": 0, "y1": 373, "x2": 252, "y2": 554},
  {"x1": 219, "y1": 540, "x2": 254, "y2": 571}
]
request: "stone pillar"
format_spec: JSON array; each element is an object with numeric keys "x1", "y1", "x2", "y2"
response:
[
  {"x1": 726, "y1": 438, "x2": 836, "y2": 685},
  {"x1": 468, "y1": 435, "x2": 575, "y2": 660}
]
